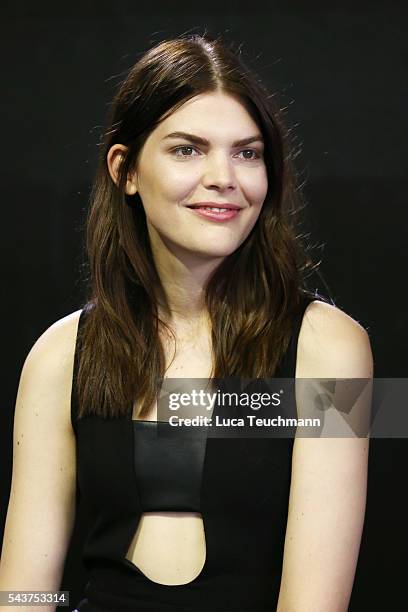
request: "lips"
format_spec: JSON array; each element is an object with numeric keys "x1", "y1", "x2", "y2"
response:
[
  {"x1": 186, "y1": 206, "x2": 240, "y2": 222},
  {"x1": 186, "y1": 202, "x2": 242, "y2": 210}
]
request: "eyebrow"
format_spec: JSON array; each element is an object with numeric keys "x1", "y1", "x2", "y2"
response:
[{"x1": 162, "y1": 131, "x2": 264, "y2": 147}]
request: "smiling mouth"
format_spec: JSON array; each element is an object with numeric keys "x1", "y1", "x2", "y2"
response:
[
  {"x1": 185, "y1": 206, "x2": 241, "y2": 221},
  {"x1": 186, "y1": 203, "x2": 242, "y2": 211},
  {"x1": 188, "y1": 206, "x2": 233, "y2": 212}
]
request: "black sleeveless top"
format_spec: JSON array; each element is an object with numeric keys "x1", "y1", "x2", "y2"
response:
[{"x1": 71, "y1": 292, "x2": 320, "y2": 612}]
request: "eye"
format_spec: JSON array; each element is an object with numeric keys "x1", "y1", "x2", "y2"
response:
[
  {"x1": 172, "y1": 145, "x2": 200, "y2": 158},
  {"x1": 237, "y1": 149, "x2": 261, "y2": 160}
]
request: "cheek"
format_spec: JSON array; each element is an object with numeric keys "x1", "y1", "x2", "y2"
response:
[
  {"x1": 153, "y1": 163, "x2": 199, "y2": 202},
  {"x1": 241, "y1": 168, "x2": 268, "y2": 206}
]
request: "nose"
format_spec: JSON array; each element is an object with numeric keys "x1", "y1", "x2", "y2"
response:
[{"x1": 202, "y1": 151, "x2": 237, "y2": 192}]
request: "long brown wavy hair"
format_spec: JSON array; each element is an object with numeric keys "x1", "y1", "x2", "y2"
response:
[{"x1": 76, "y1": 32, "x2": 329, "y2": 421}]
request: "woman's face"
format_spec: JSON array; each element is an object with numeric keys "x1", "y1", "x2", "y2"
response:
[{"x1": 116, "y1": 91, "x2": 268, "y2": 263}]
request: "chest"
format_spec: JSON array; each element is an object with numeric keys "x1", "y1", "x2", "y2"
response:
[{"x1": 132, "y1": 329, "x2": 214, "y2": 420}]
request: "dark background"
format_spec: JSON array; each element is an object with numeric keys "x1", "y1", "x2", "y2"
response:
[{"x1": 1, "y1": 1, "x2": 407, "y2": 609}]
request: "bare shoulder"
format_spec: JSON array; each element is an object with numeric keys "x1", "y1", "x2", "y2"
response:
[
  {"x1": 27, "y1": 308, "x2": 83, "y2": 357},
  {"x1": 24, "y1": 309, "x2": 83, "y2": 374},
  {"x1": 18, "y1": 309, "x2": 84, "y2": 430},
  {"x1": 296, "y1": 300, "x2": 373, "y2": 378}
]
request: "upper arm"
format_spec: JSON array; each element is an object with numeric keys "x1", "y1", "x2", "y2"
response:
[
  {"x1": 0, "y1": 310, "x2": 82, "y2": 602},
  {"x1": 277, "y1": 301, "x2": 373, "y2": 612}
]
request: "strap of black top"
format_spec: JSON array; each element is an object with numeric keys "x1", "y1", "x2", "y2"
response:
[
  {"x1": 275, "y1": 292, "x2": 320, "y2": 379},
  {"x1": 71, "y1": 308, "x2": 87, "y2": 437}
]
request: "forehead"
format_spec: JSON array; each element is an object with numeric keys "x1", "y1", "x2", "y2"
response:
[{"x1": 153, "y1": 91, "x2": 260, "y2": 140}]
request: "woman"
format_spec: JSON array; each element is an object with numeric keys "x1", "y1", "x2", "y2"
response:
[{"x1": 0, "y1": 33, "x2": 372, "y2": 611}]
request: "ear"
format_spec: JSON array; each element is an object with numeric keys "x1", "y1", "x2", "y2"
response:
[{"x1": 106, "y1": 144, "x2": 138, "y2": 195}]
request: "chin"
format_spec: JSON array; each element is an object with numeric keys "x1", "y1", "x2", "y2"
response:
[{"x1": 192, "y1": 246, "x2": 239, "y2": 260}]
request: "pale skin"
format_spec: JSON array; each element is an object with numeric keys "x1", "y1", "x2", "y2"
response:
[{"x1": 0, "y1": 90, "x2": 373, "y2": 611}]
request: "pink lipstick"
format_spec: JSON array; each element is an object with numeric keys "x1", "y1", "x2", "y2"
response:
[{"x1": 186, "y1": 203, "x2": 242, "y2": 222}]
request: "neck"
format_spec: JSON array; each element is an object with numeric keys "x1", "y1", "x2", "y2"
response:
[{"x1": 150, "y1": 236, "x2": 223, "y2": 329}]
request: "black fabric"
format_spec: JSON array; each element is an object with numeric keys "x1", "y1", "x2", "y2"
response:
[
  {"x1": 71, "y1": 291, "x2": 321, "y2": 612},
  {"x1": 132, "y1": 420, "x2": 206, "y2": 512}
]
